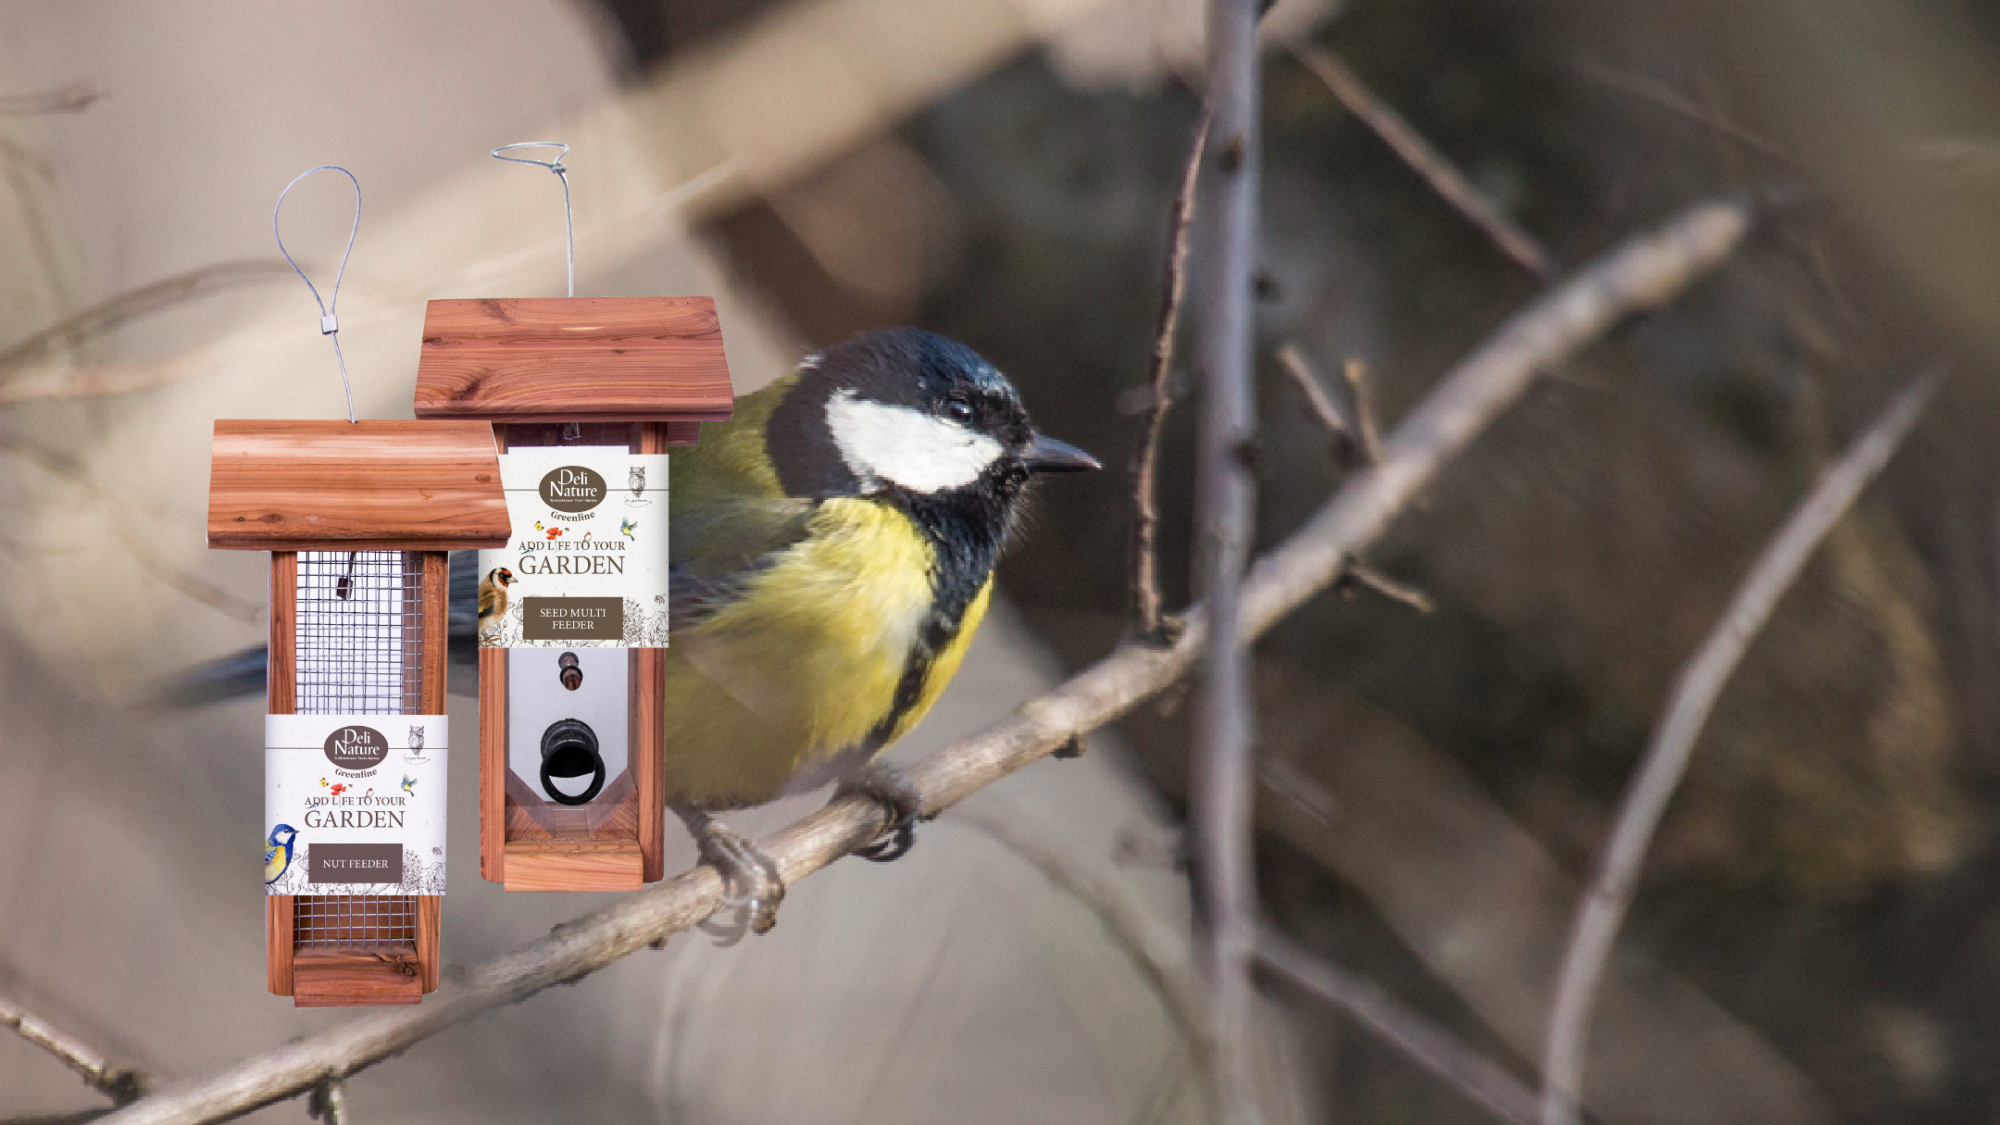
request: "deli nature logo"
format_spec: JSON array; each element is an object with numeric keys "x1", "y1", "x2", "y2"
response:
[
  {"x1": 540, "y1": 466, "x2": 607, "y2": 513},
  {"x1": 322, "y1": 725, "x2": 389, "y2": 770}
]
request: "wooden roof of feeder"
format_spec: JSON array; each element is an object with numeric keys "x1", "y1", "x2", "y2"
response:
[
  {"x1": 207, "y1": 419, "x2": 511, "y2": 551},
  {"x1": 412, "y1": 297, "x2": 735, "y2": 439}
]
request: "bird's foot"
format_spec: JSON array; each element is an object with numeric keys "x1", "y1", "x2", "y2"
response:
[
  {"x1": 835, "y1": 762, "x2": 926, "y2": 864},
  {"x1": 677, "y1": 808, "x2": 785, "y2": 944}
]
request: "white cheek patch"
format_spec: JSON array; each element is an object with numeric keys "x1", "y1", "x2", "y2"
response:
[{"x1": 825, "y1": 390, "x2": 1005, "y2": 494}]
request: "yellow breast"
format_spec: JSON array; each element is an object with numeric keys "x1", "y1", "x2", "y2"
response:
[{"x1": 660, "y1": 498, "x2": 991, "y2": 809}]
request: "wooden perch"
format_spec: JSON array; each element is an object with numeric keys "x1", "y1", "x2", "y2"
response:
[{"x1": 97, "y1": 197, "x2": 1751, "y2": 1125}]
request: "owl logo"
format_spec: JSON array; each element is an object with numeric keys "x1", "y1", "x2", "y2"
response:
[
  {"x1": 408, "y1": 725, "x2": 425, "y2": 751},
  {"x1": 626, "y1": 464, "x2": 651, "y2": 507}
]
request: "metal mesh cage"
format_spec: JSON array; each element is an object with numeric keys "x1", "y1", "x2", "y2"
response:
[{"x1": 293, "y1": 550, "x2": 424, "y2": 950}]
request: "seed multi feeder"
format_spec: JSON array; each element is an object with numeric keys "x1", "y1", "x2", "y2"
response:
[
  {"x1": 413, "y1": 295, "x2": 733, "y2": 891},
  {"x1": 208, "y1": 419, "x2": 509, "y2": 1005}
]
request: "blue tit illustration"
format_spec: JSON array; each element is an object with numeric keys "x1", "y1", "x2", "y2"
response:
[
  {"x1": 620, "y1": 517, "x2": 637, "y2": 540},
  {"x1": 400, "y1": 775, "x2": 417, "y2": 796},
  {"x1": 264, "y1": 824, "x2": 299, "y2": 885}
]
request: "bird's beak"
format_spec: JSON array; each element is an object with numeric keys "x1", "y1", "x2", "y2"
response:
[{"x1": 1023, "y1": 432, "x2": 1101, "y2": 474}]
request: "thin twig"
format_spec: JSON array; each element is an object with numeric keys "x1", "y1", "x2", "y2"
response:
[
  {"x1": 1278, "y1": 347, "x2": 1431, "y2": 612},
  {"x1": 1274, "y1": 343, "x2": 1356, "y2": 454},
  {"x1": 1194, "y1": 1, "x2": 1265, "y2": 1121},
  {"x1": 0, "y1": 995, "x2": 148, "y2": 1104},
  {"x1": 0, "y1": 81, "x2": 102, "y2": 116},
  {"x1": 1292, "y1": 43, "x2": 1553, "y2": 279},
  {"x1": 96, "y1": 198, "x2": 1750, "y2": 1125},
  {"x1": 1575, "y1": 58, "x2": 1801, "y2": 169},
  {"x1": 1538, "y1": 367, "x2": 1944, "y2": 1125},
  {"x1": 1130, "y1": 102, "x2": 1212, "y2": 642},
  {"x1": 1335, "y1": 563, "x2": 1435, "y2": 613},
  {"x1": 0, "y1": 438, "x2": 261, "y2": 623},
  {"x1": 1342, "y1": 358, "x2": 1384, "y2": 465},
  {"x1": 954, "y1": 811, "x2": 1215, "y2": 1114},
  {"x1": 0, "y1": 261, "x2": 293, "y2": 372},
  {"x1": 1258, "y1": 931, "x2": 1540, "y2": 1125}
]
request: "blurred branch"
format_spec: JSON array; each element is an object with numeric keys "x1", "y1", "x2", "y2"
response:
[
  {"x1": 1277, "y1": 345, "x2": 1430, "y2": 612},
  {"x1": 0, "y1": 261, "x2": 292, "y2": 373},
  {"x1": 955, "y1": 811, "x2": 1215, "y2": 1112},
  {"x1": 1193, "y1": 0, "x2": 1266, "y2": 1120},
  {"x1": 1131, "y1": 102, "x2": 1211, "y2": 643},
  {"x1": 1291, "y1": 44, "x2": 1553, "y2": 279},
  {"x1": 1258, "y1": 931, "x2": 1539, "y2": 1125},
  {"x1": 0, "y1": 81, "x2": 101, "y2": 116},
  {"x1": 1539, "y1": 367, "x2": 1945, "y2": 1125},
  {"x1": 0, "y1": 438, "x2": 261, "y2": 622},
  {"x1": 1, "y1": 994, "x2": 148, "y2": 1104},
  {"x1": 1576, "y1": 58, "x2": 1800, "y2": 169},
  {"x1": 96, "y1": 198, "x2": 1749, "y2": 1125},
  {"x1": 1274, "y1": 343, "x2": 1358, "y2": 459}
]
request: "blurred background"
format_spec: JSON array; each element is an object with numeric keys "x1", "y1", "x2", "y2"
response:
[{"x1": 5, "y1": 0, "x2": 2000, "y2": 1122}]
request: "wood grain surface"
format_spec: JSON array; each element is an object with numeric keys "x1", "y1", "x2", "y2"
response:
[
  {"x1": 208, "y1": 420, "x2": 510, "y2": 550},
  {"x1": 291, "y1": 947, "x2": 424, "y2": 1007},
  {"x1": 414, "y1": 297, "x2": 735, "y2": 425},
  {"x1": 502, "y1": 840, "x2": 645, "y2": 892}
]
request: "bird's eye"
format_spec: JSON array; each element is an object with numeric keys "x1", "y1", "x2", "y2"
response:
[{"x1": 942, "y1": 396, "x2": 975, "y2": 424}]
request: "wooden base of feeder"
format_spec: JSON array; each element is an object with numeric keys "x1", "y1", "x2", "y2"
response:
[
  {"x1": 266, "y1": 895, "x2": 441, "y2": 1007},
  {"x1": 503, "y1": 841, "x2": 646, "y2": 892}
]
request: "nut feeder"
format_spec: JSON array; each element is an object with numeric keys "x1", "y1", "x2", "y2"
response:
[{"x1": 208, "y1": 419, "x2": 509, "y2": 1005}]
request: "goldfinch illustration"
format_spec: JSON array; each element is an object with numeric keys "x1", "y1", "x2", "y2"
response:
[
  {"x1": 477, "y1": 566, "x2": 512, "y2": 635},
  {"x1": 264, "y1": 824, "x2": 299, "y2": 884}
]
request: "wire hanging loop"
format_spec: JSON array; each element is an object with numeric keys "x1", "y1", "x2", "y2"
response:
[
  {"x1": 273, "y1": 165, "x2": 362, "y2": 423},
  {"x1": 492, "y1": 142, "x2": 574, "y2": 298}
]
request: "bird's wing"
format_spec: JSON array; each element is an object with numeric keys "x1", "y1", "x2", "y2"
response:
[{"x1": 669, "y1": 495, "x2": 817, "y2": 629}]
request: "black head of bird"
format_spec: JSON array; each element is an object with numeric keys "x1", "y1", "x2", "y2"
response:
[{"x1": 765, "y1": 329, "x2": 1099, "y2": 541}]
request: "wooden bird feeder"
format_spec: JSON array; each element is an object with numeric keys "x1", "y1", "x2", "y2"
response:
[
  {"x1": 414, "y1": 296, "x2": 734, "y2": 892},
  {"x1": 209, "y1": 419, "x2": 509, "y2": 1006}
]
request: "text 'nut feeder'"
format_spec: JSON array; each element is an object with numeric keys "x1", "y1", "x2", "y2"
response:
[
  {"x1": 413, "y1": 144, "x2": 735, "y2": 892},
  {"x1": 206, "y1": 167, "x2": 510, "y2": 1006}
]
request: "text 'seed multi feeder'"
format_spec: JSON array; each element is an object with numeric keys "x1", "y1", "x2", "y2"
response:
[
  {"x1": 414, "y1": 296, "x2": 734, "y2": 892},
  {"x1": 208, "y1": 420, "x2": 509, "y2": 1006}
]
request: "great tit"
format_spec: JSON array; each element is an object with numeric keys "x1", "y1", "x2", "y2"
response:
[
  {"x1": 264, "y1": 823, "x2": 299, "y2": 885},
  {"x1": 661, "y1": 328, "x2": 1097, "y2": 930}
]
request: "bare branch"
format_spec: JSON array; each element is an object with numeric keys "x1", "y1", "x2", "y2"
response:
[
  {"x1": 0, "y1": 81, "x2": 102, "y2": 116},
  {"x1": 0, "y1": 995, "x2": 148, "y2": 1104},
  {"x1": 954, "y1": 811, "x2": 1215, "y2": 1112},
  {"x1": 0, "y1": 261, "x2": 292, "y2": 372},
  {"x1": 1258, "y1": 931, "x2": 1540, "y2": 1125},
  {"x1": 1130, "y1": 102, "x2": 1212, "y2": 642},
  {"x1": 1575, "y1": 58, "x2": 1801, "y2": 169},
  {"x1": 1274, "y1": 343, "x2": 1357, "y2": 454},
  {"x1": 1193, "y1": 1, "x2": 1266, "y2": 1120},
  {"x1": 97, "y1": 198, "x2": 1749, "y2": 1125},
  {"x1": 1335, "y1": 563, "x2": 1435, "y2": 613},
  {"x1": 1291, "y1": 44, "x2": 1554, "y2": 279},
  {"x1": 0, "y1": 438, "x2": 261, "y2": 623},
  {"x1": 1538, "y1": 367, "x2": 1945, "y2": 1125},
  {"x1": 1342, "y1": 358, "x2": 1384, "y2": 465}
]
